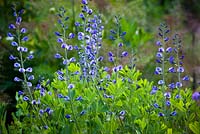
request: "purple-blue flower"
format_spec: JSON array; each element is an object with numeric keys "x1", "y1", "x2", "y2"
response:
[
  {"x1": 169, "y1": 56, "x2": 175, "y2": 64},
  {"x1": 82, "y1": 0, "x2": 88, "y2": 5},
  {"x1": 76, "y1": 96, "x2": 82, "y2": 101},
  {"x1": 27, "y1": 82, "x2": 32, "y2": 87},
  {"x1": 69, "y1": 57, "x2": 76, "y2": 62},
  {"x1": 170, "y1": 111, "x2": 177, "y2": 116},
  {"x1": 117, "y1": 65, "x2": 123, "y2": 70},
  {"x1": 19, "y1": 68, "x2": 25, "y2": 73},
  {"x1": 7, "y1": 32, "x2": 13, "y2": 37},
  {"x1": 58, "y1": 94, "x2": 63, "y2": 98},
  {"x1": 31, "y1": 100, "x2": 37, "y2": 105},
  {"x1": 39, "y1": 109, "x2": 44, "y2": 115},
  {"x1": 78, "y1": 32, "x2": 84, "y2": 40},
  {"x1": 69, "y1": 33, "x2": 75, "y2": 39},
  {"x1": 156, "y1": 41, "x2": 162, "y2": 46},
  {"x1": 22, "y1": 36, "x2": 29, "y2": 42},
  {"x1": 108, "y1": 57, "x2": 114, "y2": 62},
  {"x1": 67, "y1": 45, "x2": 73, "y2": 51},
  {"x1": 65, "y1": 114, "x2": 71, "y2": 119},
  {"x1": 54, "y1": 53, "x2": 62, "y2": 59},
  {"x1": 80, "y1": 110, "x2": 86, "y2": 116},
  {"x1": 23, "y1": 96, "x2": 29, "y2": 101},
  {"x1": 158, "y1": 80, "x2": 164, "y2": 85},
  {"x1": 121, "y1": 51, "x2": 128, "y2": 57},
  {"x1": 158, "y1": 112, "x2": 164, "y2": 117},
  {"x1": 87, "y1": 9, "x2": 93, "y2": 15},
  {"x1": 9, "y1": 24, "x2": 16, "y2": 29},
  {"x1": 176, "y1": 82, "x2": 182, "y2": 88},
  {"x1": 9, "y1": 55, "x2": 16, "y2": 60},
  {"x1": 177, "y1": 66, "x2": 184, "y2": 73},
  {"x1": 168, "y1": 67, "x2": 175, "y2": 73},
  {"x1": 119, "y1": 110, "x2": 126, "y2": 116},
  {"x1": 79, "y1": 13, "x2": 85, "y2": 19},
  {"x1": 68, "y1": 84, "x2": 75, "y2": 89},
  {"x1": 27, "y1": 54, "x2": 34, "y2": 60},
  {"x1": 63, "y1": 59, "x2": 68, "y2": 65},
  {"x1": 164, "y1": 37, "x2": 169, "y2": 42},
  {"x1": 11, "y1": 41, "x2": 18, "y2": 46},
  {"x1": 18, "y1": 90, "x2": 24, "y2": 95},
  {"x1": 14, "y1": 77, "x2": 22, "y2": 82},
  {"x1": 55, "y1": 31, "x2": 62, "y2": 36},
  {"x1": 98, "y1": 56, "x2": 104, "y2": 62},
  {"x1": 164, "y1": 92, "x2": 171, "y2": 98},
  {"x1": 156, "y1": 52, "x2": 163, "y2": 58},
  {"x1": 118, "y1": 43, "x2": 123, "y2": 47},
  {"x1": 153, "y1": 103, "x2": 159, "y2": 108},
  {"x1": 121, "y1": 32, "x2": 126, "y2": 36},
  {"x1": 26, "y1": 67, "x2": 32, "y2": 72},
  {"x1": 108, "y1": 51, "x2": 113, "y2": 57},
  {"x1": 21, "y1": 28, "x2": 27, "y2": 33},
  {"x1": 192, "y1": 92, "x2": 200, "y2": 100},
  {"x1": 182, "y1": 76, "x2": 189, "y2": 81},
  {"x1": 57, "y1": 38, "x2": 63, "y2": 43},
  {"x1": 16, "y1": 17, "x2": 22, "y2": 25},
  {"x1": 14, "y1": 63, "x2": 21, "y2": 68},
  {"x1": 158, "y1": 47, "x2": 164, "y2": 52},
  {"x1": 28, "y1": 75, "x2": 34, "y2": 81},
  {"x1": 168, "y1": 83, "x2": 175, "y2": 89},
  {"x1": 175, "y1": 94, "x2": 181, "y2": 99},
  {"x1": 155, "y1": 67, "x2": 162, "y2": 75},
  {"x1": 75, "y1": 22, "x2": 81, "y2": 27},
  {"x1": 166, "y1": 100, "x2": 171, "y2": 106},
  {"x1": 150, "y1": 88, "x2": 158, "y2": 95},
  {"x1": 166, "y1": 47, "x2": 173, "y2": 53},
  {"x1": 64, "y1": 96, "x2": 70, "y2": 101}
]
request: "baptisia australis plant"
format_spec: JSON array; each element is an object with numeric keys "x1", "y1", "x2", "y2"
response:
[
  {"x1": 75, "y1": 0, "x2": 104, "y2": 82},
  {"x1": 107, "y1": 16, "x2": 128, "y2": 81},
  {"x1": 5, "y1": 1, "x2": 200, "y2": 134},
  {"x1": 8, "y1": 8, "x2": 34, "y2": 100},
  {"x1": 153, "y1": 23, "x2": 190, "y2": 117},
  {"x1": 54, "y1": 7, "x2": 75, "y2": 85}
]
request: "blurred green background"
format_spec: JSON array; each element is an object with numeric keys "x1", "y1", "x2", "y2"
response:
[{"x1": 0, "y1": 0, "x2": 200, "y2": 123}]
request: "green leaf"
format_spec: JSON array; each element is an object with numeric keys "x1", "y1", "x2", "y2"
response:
[
  {"x1": 161, "y1": 123, "x2": 167, "y2": 130},
  {"x1": 167, "y1": 128, "x2": 172, "y2": 134},
  {"x1": 116, "y1": 100, "x2": 123, "y2": 107},
  {"x1": 69, "y1": 89, "x2": 75, "y2": 99},
  {"x1": 189, "y1": 121, "x2": 200, "y2": 134},
  {"x1": 134, "y1": 118, "x2": 146, "y2": 131},
  {"x1": 175, "y1": 101, "x2": 186, "y2": 112},
  {"x1": 189, "y1": 113, "x2": 196, "y2": 122},
  {"x1": 68, "y1": 63, "x2": 80, "y2": 72}
]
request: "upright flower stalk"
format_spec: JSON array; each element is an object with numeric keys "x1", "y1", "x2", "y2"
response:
[
  {"x1": 76, "y1": 0, "x2": 104, "y2": 82},
  {"x1": 8, "y1": 8, "x2": 34, "y2": 100},
  {"x1": 155, "y1": 23, "x2": 170, "y2": 91},
  {"x1": 108, "y1": 16, "x2": 128, "y2": 79},
  {"x1": 153, "y1": 23, "x2": 189, "y2": 118},
  {"x1": 54, "y1": 7, "x2": 75, "y2": 85},
  {"x1": 54, "y1": 7, "x2": 82, "y2": 133},
  {"x1": 173, "y1": 34, "x2": 183, "y2": 94}
]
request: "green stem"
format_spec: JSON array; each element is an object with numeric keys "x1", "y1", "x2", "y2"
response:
[
  {"x1": 62, "y1": 27, "x2": 80, "y2": 133},
  {"x1": 63, "y1": 28, "x2": 69, "y2": 85},
  {"x1": 71, "y1": 0, "x2": 76, "y2": 33},
  {"x1": 176, "y1": 48, "x2": 180, "y2": 94},
  {"x1": 161, "y1": 30, "x2": 166, "y2": 93},
  {"x1": 17, "y1": 26, "x2": 33, "y2": 100},
  {"x1": 69, "y1": 99, "x2": 81, "y2": 133}
]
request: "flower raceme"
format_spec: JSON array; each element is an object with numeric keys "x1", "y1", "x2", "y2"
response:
[
  {"x1": 152, "y1": 23, "x2": 191, "y2": 117},
  {"x1": 8, "y1": 8, "x2": 34, "y2": 99}
]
